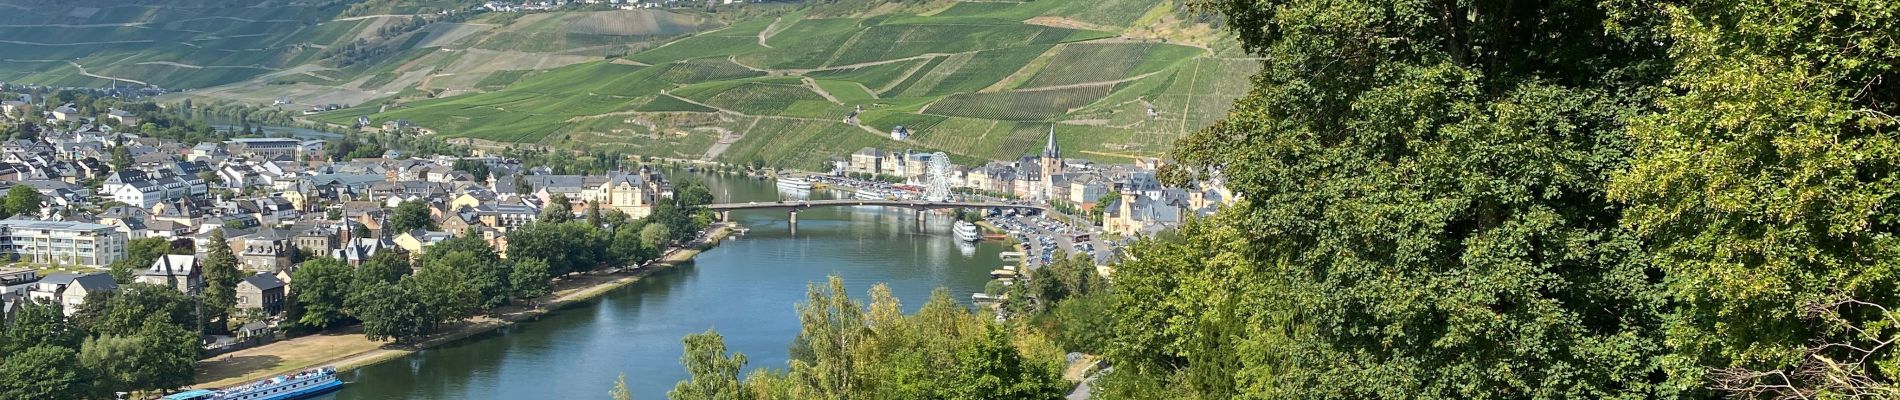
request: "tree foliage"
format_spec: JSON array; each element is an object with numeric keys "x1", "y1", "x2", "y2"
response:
[
  {"x1": 292, "y1": 257, "x2": 356, "y2": 329},
  {"x1": 388, "y1": 200, "x2": 435, "y2": 233},
  {"x1": 1606, "y1": 0, "x2": 1900, "y2": 396},
  {"x1": 200, "y1": 229, "x2": 243, "y2": 334},
  {"x1": 656, "y1": 277, "x2": 1066, "y2": 399}
]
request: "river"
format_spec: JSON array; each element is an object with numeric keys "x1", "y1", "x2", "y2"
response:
[{"x1": 320, "y1": 170, "x2": 1008, "y2": 399}]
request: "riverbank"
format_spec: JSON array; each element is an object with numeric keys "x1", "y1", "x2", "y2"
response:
[{"x1": 193, "y1": 224, "x2": 736, "y2": 389}]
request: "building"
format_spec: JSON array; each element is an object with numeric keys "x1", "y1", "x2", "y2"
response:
[
  {"x1": 849, "y1": 147, "x2": 884, "y2": 176},
  {"x1": 136, "y1": 254, "x2": 200, "y2": 293},
  {"x1": 225, "y1": 138, "x2": 303, "y2": 159},
  {"x1": 106, "y1": 109, "x2": 139, "y2": 126},
  {"x1": 1038, "y1": 125, "x2": 1063, "y2": 201},
  {"x1": 50, "y1": 104, "x2": 78, "y2": 121},
  {"x1": 890, "y1": 125, "x2": 910, "y2": 141},
  {"x1": 102, "y1": 170, "x2": 208, "y2": 209},
  {"x1": 29, "y1": 272, "x2": 115, "y2": 316},
  {"x1": 235, "y1": 273, "x2": 286, "y2": 315},
  {"x1": 0, "y1": 219, "x2": 127, "y2": 267}
]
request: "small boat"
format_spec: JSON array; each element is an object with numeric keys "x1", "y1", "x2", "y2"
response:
[
  {"x1": 953, "y1": 221, "x2": 981, "y2": 242},
  {"x1": 776, "y1": 177, "x2": 813, "y2": 191},
  {"x1": 990, "y1": 269, "x2": 1018, "y2": 279},
  {"x1": 855, "y1": 189, "x2": 887, "y2": 200},
  {"x1": 164, "y1": 366, "x2": 343, "y2": 400},
  {"x1": 999, "y1": 251, "x2": 1025, "y2": 260},
  {"x1": 972, "y1": 293, "x2": 1003, "y2": 304}
]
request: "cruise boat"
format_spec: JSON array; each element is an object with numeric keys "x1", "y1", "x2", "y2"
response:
[
  {"x1": 162, "y1": 367, "x2": 343, "y2": 400},
  {"x1": 776, "y1": 177, "x2": 813, "y2": 192},
  {"x1": 954, "y1": 220, "x2": 981, "y2": 242}
]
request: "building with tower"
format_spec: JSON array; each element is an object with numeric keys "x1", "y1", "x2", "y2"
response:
[{"x1": 1038, "y1": 125, "x2": 1063, "y2": 201}]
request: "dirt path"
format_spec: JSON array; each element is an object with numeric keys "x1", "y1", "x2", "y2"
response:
[
  {"x1": 68, "y1": 61, "x2": 151, "y2": 86},
  {"x1": 1014, "y1": 70, "x2": 1162, "y2": 92},
  {"x1": 336, "y1": 14, "x2": 414, "y2": 21},
  {"x1": 703, "y1": 117, "x2": 759, "y2": 160},
  {"x1": 757, "y1": 15, "x2": 784, "y2": 49},
  {"x1": 804, "y1": 77, "x2": 841, "y2": 103},
  {"x1": 135, "y1": 61, "x2": 273, "y2": 70},
  {"x1": 0, "y1": 39, "x2": 153, "y2": 46}
]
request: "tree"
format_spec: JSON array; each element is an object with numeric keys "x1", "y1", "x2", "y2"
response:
[
  {"x1": 423, "y1": 249, "x2": 500, "y2": 313},
  {"x1": 669, "y1": 330, "x2": 752, "y2": 400},
  {"x1": 413, "y1": 254, "x2": 479, "y2": 323},
  {"x1": 451, "y1": 159, "x2": 491, "y2": 181},
  {"x1": 348, "y1": 280, "x2": 435, "y2": 345},
  {"x1": 0, "y1": 345, "x2": 87, "y2": 400},
  {"x1": 0, "y1": 300, "x2": 82, "y2": 354},
  {"x1": 541, "y1": 193, "x2": 573, "y2": 223},
  {"x1": 74, "y1": 283, "x2": 195, "y2": 336},
  {"x1": 199, "y1": 229, "x2": 242, "y2": 334},
  {"x1": 510, "y1": 257, "x2": 552, "y2": 300},
  {"x1": 79, "y1": 318, "x2": 198, "y2": 395},
  {"x1": 639, "y1": 223, "x2": 672, "y2": 252},
  {"x1": 611, "y1": 374, "x2": 634, "y2": 400},
  {"x1": 108, "y1": 237, "x2": 176, "y2": 283},
  {"x1": 612, "y1": 221, "x2": 657, "y2": 267},
  {"x1": 948, "y1": 325, "x2": 1066, "y2": 400},
  {"x1": 1109, "y1": 0, "x2": 1673, "y2": 397},
  {"x1": 1, "y1": 184, "x2": 41, "y2": 218},
  {"x1": 291, "y1": 257, "x2": 355, "y2": 329},
  {"x1": 353, "y1": 249, "x2": 412, "y2": 290},
  {"x1": 388, "y1": 200, "x2": 434, "y2": 233},
  {"x1": 1607, "y1": 0, "x2": 1900, "y2": 395},
  {"x1": 674, "y1": 180, "x2": 715, "y2": 208}
]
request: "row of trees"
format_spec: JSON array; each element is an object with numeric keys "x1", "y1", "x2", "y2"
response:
[
  {"x1": 1088, "y1": 0, "x2": 1900, "y2": 398},
  {"x1": 293, "y1": 182, "x2": 715, "y2": 344}
]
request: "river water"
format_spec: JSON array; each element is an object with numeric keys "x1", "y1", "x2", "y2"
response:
[{"x1": 321, "y1": 171, "x2": 1007, "y2": 399}]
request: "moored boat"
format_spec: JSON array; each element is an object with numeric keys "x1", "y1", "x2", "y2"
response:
[
  {"x1": 162, "y1": 366, "x2": 343, "y2": 400},
  {"x1": 953, "y1": 221, "x2": 981, "y2": 242},
  {"x1": 776, "y1": 177, "x2": 813, "y2": 191}
]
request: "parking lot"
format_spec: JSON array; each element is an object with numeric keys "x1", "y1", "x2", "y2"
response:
[{"x1": 986, "y1": 210, "x2": 1114, "y2": 269}]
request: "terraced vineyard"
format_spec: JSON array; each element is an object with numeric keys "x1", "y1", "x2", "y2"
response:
[{"x1": 0, "y1": 0, "x2": 1245, "y2": 169}]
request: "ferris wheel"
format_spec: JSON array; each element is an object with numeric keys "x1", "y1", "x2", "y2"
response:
[{"x1": 924, "y1": 152, "x2": 952, "y2": 202}]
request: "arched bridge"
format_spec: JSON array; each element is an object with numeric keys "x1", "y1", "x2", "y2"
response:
[
  {"x1": 706, "y1": 199, "x2": 1043, "y2": 233},
  {"x1": 706, "y1": 199, "x2": 1043, "y2": 213}
]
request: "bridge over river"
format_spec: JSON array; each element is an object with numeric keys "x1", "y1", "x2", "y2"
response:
[{"x1": 706, "y1": 199, "x2": 1043, "y2": 233}]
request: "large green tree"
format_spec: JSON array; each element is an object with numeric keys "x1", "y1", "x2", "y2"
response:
[
  {"x1": 0, "y1": 345, "x2": 88, "y2": 400},
  {"x1": 1608, "y1": 0, "x2": 1900, "y2": 395},
  {"x1": 348, "y1": 280, "x2": 436, "y2": 345},
  {"x1": 388, "y1": 200, "x2": 435, "y2": 233},
  {"x1": 1, "y1": 184, "x2": 41, "y2": 218},
  {"x1": 1107, "y1": 0, "x2": 1674, "y2": 397},
  {"x1": 0, "y1": 299, "x2": 83, "y2": 354},
  {"x1": 291, "y1": 257, "x2": 356, "y2": 329},
  {"x1": 200, "y1": 229, "x2": 242, "y2": 334}
]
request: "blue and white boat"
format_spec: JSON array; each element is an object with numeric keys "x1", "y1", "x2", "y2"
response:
[{"x1": 162, "y1": 366, "x2": 343, "y2": 400}]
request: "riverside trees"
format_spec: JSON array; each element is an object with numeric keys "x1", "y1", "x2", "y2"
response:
[
  {"x1": 296, "y1": 183, "x2": 714, "y2": 345},
  {"x1": 663, "y1": 277, "x2": 1067, "y2": 400}
]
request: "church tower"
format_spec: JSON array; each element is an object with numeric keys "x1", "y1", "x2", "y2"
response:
[{"x1": 1040, "y1": 125, "x2": 1062, "y2": 201}]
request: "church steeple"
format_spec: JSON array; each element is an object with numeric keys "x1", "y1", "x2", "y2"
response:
[{"x1": 1041, "y1": 124, "x2": 1060, "y2": 159}]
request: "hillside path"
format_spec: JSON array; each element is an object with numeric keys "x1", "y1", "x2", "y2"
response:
[
  {"x1": 1014, "y1": 70, "x2": 1163, "y2": 92},
  {"x1": 803, "y1": 77, "x2": 841, "y2": 103},
  {"x1": 68, "y1": 61, "x2": 151, "y2": 86}
]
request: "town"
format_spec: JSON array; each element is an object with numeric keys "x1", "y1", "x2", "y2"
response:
[{"x1": 0, "y1": 82, "x2": 1235, "y2": 397}]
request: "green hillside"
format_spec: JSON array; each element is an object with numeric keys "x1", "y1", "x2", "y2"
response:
[
  {"x1": 0, "y1": 0, "x2": 718, "y2": 109},
  {"x1": 321, "y1": 0, "x2": 1259, "y2": 169}
]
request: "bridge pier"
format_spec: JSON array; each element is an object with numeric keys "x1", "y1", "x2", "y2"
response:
[
  {"x1": 719, "y1": 211, "x2": 730, "y2": 223},
  {"x1": 788, "y1": 210, "x2": 798, "y2": 235},
  {"x1": 917, "y1": 209, "x2": 927, "y2": 232}
]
